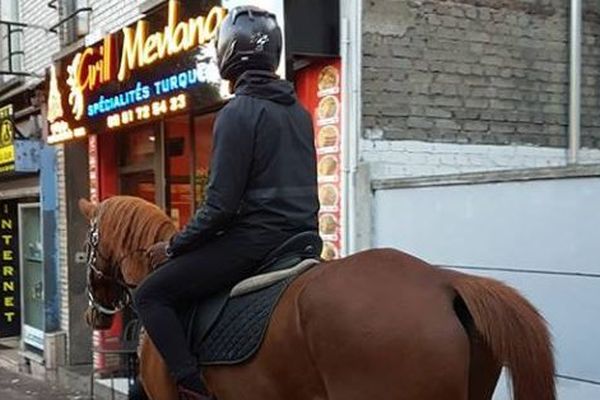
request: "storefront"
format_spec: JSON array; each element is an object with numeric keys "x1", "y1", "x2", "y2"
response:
[
  {"x1": 47, "y1": 1, "x2": 230, "y2": 218},
  {"x1": 0, "y1": 100, "x2": 41, "y2": 350},
  {"x1": 0, "y1": 87, "x2": 62, "y2": 373},
  {"x1": 44, "y1": 0, "x2": 344, "y2": 378},
  {"x1": 48, "y1": 0, "x2": 342, "y2": 245}
]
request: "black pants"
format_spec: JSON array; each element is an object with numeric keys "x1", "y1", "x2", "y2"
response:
[{"x1": 134, "y1": 229, "x2": 288, "y2": 381}]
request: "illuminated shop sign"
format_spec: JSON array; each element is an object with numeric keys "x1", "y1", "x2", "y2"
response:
[
  {"x1": 117, "y1": 3, "x2": 225, "y2": 81},
  {"x1": 47, "y1": 0, "x2": 228, "y2": 145},
  {"x1": 0, "y1": 200, "x2": 20, "y2": 338},
  {"x1": 107, "y1": 93, "x2": 187, "y2": 129},
  {"x1": 87, "y1": 68, "x2": 199, "y2": 118}
]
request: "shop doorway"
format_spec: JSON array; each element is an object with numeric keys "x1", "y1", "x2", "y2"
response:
[
  {"x1": 164, "y1": 113, "x2": 216, "y2": 229},
  {"x1": 112, "y1": 112, "x2": 217, "y2": 228},
  {"x1": 18, "y1": 203, "x2": 44, "y2": 352},
  {"x1": 118, "y1": 126, "x2": 163, "y2": 207}
]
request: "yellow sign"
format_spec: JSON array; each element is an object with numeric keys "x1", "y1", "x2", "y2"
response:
[
  {"x1": 0, "y1": 105, "x2": 14, "y2": 170},
  {"x1": 0, "y1": 105, "x2": 13, "y2": 146},
  {"x1": 0, "y1": 201, "x2": 19, "y2": 336},
  {"x1": 0, "y1": 146, "x2": 14, "y2": 165}
]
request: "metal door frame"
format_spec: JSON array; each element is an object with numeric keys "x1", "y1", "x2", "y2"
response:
[{"x1": 17, "y1": 202, "x2": 44, "y2": 351}]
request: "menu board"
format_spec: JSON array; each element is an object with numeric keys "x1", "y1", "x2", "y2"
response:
[{"x1": 296, "y1": 60, "x2": 343, "y2": 260}]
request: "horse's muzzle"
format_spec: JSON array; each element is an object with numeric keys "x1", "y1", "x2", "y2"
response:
[{"x1": 85, "y1": 306, "x2": 115, "y2": 330}]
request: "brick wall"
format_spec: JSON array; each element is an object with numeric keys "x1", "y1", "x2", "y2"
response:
[
  {"x1": 362, "y1": 0, "x2": 600, "y2": 150},
  {"x1": 360, "y1": 139, "x2": 600, "y2": 180},
  {"x1": 19, "y1": 0, "x2": 139, "y2": 78},
  {"x1": 56, "y1": 145, "x2": 69, "y2": 338},
  {"x1": 89, "y1": 0, "x2": 141, "y2": 36},
  {"x1": 22, "y1": 0, "x2": 59, "y2": 78}
]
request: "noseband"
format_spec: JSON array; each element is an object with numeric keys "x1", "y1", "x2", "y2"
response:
[{"x1": 85, "y1": 215, "x2": 146, "y2": 316}]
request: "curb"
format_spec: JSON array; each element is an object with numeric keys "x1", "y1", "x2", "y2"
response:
[
  {"x1": 0, "y1": 345, "x2": 20, "y2": 374},
  {"x1": 56, "y1": 365, "x2": 128, "y2": 400},
  {"x1": 0, "y1": 352, "x2": 19, "y2": 374}
]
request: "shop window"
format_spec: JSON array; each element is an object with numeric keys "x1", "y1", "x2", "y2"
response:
[
  {"x1": 108, "y1": 112, "x2": 217, "y2": 227},
  {"x1": 119, "y1": 127, "x2": 156, "y2": 169},
  {"x1": 0, "y1": 0, "x2": 23, "y2": 78},
  {"x1": 163, "y1": 112, "x2": 217, "y2": 229},
  {"x1": 166, "y1": 115, "x2": 192, "y2": 229},
  {"x1": 193, "y1": 113, "x2": 216, "y2": 209},
  {"x1": 118, "y1": 127, "x2": 159, "y2": 204},
  {"x1": 57, "y1": 0, "x2": 90, "y2": 47}
]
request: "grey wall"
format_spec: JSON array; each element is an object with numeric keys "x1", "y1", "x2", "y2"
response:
[
  {"x1": 373, "y1": 177, "x2": 600, "y2": 399},
  {"x1": 21, "y1": 0, "x2": 59, "y2": 79},
  {"x1": 64, "y1": 141, "x2": 91, "y2": 365},
  {"x1": 362, "y1": 0, "x2": 600, "y2": 149}
]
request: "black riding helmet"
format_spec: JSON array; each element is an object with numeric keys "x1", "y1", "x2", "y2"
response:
[{"x1": 215, "y1": 5, "x2": 282, "y2": 81}]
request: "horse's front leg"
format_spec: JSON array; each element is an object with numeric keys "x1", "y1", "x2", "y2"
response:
[{"x1": 139, "y1": 333, "x2": 179, "y2": 400}]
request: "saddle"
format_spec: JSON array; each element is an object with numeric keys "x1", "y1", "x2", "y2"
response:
[{"x1": 183, "y1": 231, "x2": 322, "y2": 366}]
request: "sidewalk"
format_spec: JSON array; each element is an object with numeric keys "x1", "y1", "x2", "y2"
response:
[
  {"x1": 0, "y1": 339, "x2": 20, "y2": 373},
  {"x1": 0, "y1": 366, "x2": 84, "y2": 400},
  {"x1": 0, "y1": 340, "x2": 128, "y2": 400}
]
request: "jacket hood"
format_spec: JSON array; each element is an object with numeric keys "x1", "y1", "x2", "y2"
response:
[{"x1": 234, "y1": 70, "x2": 296, "y2": 105}]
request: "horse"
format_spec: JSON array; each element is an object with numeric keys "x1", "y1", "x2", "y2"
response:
[{"x1": 79, "y1": 196, "x2": 555, "y2": 400}]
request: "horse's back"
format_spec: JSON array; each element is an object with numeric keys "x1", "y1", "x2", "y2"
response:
[{"x1": 206, "y1": 248, "x2": 470, "y2": 400}]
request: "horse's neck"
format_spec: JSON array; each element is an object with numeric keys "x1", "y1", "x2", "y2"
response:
[
  {"x1": 143, "y1": 213, "x2": 177, "y2": 245},
  {"x1": 118, "y1": 212, "x2": 177, "y2": 284}
]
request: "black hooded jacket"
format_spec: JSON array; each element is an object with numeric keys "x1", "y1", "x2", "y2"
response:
[{"x1": 168, "y1": 70, "x2": 319, "y2": 256}]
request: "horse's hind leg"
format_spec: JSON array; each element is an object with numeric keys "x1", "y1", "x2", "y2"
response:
[
  {"x1": 454, "y1": 296, "x2": 502, "y2": 400},
  {"x1": 467, "y1": 332, "x2": 502, "y2": 400},
  {"x1": 297, "y1": 272, "x2": 471, "y2": 400},
  {"x1": 320, "y1": 341, "x2": 470, "y2": 400}
]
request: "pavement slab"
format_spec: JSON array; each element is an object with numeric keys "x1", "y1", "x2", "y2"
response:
[{"x1": 0, "y1": 367, "x2": 87, "y2": 400}]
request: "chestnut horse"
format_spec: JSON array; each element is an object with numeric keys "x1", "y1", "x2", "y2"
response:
[{"x1": 79, "y1": 196, "x2": 555, "y2": 400}]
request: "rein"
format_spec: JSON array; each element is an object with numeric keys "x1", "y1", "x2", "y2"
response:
[{"x1": 85, "y1": 212, "x2": 146, "y2": 315}]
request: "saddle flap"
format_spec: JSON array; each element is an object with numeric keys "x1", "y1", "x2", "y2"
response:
[
  {"x1": 185, "y1": 289, "x2": 230, "y2": 347},
  {"x1": 184, "y1": 257, "x2": 320, "y2": 366}
]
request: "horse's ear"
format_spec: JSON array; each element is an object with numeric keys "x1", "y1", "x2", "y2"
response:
[{"x1": 78, "y1": 198, "x2": 97, "y2": 220}]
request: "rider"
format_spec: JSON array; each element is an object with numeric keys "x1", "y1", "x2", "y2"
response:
[{"x1": 136, "y1": 6, "x2": 319, "y2": 399}]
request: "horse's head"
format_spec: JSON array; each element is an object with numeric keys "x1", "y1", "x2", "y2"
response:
[{"x1": 78, "y1": 197, "x2": 176, "y2": 330}]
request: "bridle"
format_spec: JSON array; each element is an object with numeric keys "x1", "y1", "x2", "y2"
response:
[{"x1": 85, "y1": 212, "x2": 146, "y2": 315}]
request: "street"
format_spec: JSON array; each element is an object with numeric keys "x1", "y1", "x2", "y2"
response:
[
  {"x1": 0, "y1": 0, "x2": 598, "y2": 398},
  {"x1": 0, "y1": 367, "x2": 85, "y2": 400}
]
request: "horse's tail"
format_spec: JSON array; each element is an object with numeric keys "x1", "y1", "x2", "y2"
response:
[{"x1": 449, "y1": 272, "x2": 556, "y2": 400}]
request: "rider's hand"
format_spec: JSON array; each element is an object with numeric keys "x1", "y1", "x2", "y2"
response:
[{"x1": 146, "y1": 241, "x2": 170, "y2": 270}]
